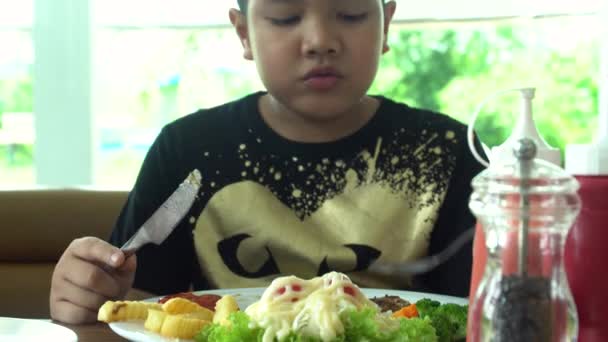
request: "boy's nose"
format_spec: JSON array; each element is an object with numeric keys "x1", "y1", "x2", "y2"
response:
[{"x1": 301, "y1": 21, "x2": 340, "y2": 57}]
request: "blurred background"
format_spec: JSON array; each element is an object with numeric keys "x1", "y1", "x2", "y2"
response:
[{"x1": 0, "y1": 0, "x2": 605, "y2": 189}]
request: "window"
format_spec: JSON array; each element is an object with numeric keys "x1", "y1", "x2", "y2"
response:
[
  {"x1": 373, "y1": 15, "x2": 601, "y2": 153},
  {"x1": 0, "y1": 0, "x2": 34, "y2": 187},
  {"x1": 0, "y1": 0, "x2": 605, "y2": 188},
  {"x1": 94, "y1": 27, "x2": 263, "y2": 186}
]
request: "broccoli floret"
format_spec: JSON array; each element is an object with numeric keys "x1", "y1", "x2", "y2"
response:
[
  {"x1": 415, "y1": 300, "x2": 468, "y2": 342},
  {"x1": 415, "y1": 299, "x2": 441, "y2": 317},
  {"x1": 436, "y1": 304, "x2": 468, "y2": 339}
]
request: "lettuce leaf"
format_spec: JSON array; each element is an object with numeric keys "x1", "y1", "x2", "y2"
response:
[
  {"x1": 195, "y1": 308, "x2": 437, "y2": 342},
  {"x1": 342, "y1": 308, "x2": 437, "y2": 342},
  {"x1": 195, "y1": 311, "x2": 264, "y2": 342}
]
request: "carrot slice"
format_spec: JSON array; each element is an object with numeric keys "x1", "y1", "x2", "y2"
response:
[{"x1": 392, "y1": 304, "x2": 419, "y2": 318}]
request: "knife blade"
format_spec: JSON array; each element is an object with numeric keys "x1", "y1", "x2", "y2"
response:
[{"x1": 120, "y1": 169, "x2": 202, "y2": 255}]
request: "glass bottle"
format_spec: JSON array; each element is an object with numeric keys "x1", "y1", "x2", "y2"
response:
[{"x1": 467, "y1": 138, "x2": 581, "y2": 342}]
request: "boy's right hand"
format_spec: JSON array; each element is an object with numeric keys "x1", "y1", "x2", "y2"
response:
[{"x1": 50, "y1": 237, "x2": 137, "y2": 324}]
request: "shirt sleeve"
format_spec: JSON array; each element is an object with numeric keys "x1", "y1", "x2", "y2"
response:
[
  {"x1": 109, "y1": 126, "x2": 196, "y2": 295},
  {"x1": 419, "y1": 133, "x2": 485, "y2": 297}
]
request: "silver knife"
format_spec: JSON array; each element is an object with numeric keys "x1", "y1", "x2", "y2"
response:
[{"x1": 120, "y1": 169, "x2": 202, "y2": 256}]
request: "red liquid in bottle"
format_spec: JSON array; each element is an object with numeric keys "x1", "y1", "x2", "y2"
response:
[{"x1": 564, "y1": 175, "x2": 608, "y2": 342}]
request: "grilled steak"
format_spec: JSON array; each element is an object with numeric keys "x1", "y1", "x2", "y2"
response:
[{"x1": 370, "y1": 295, "x2": 410, "y2": 312}]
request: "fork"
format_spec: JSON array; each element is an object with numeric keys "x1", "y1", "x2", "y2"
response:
[
  {"x1": 120, "y1": 169, "x2": 202, "y2": 256},
  {"x1": 367, "y1": 227, "x2": 475, "y2": 277}
]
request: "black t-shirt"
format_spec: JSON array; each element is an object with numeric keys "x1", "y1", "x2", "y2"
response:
[{"x1": 109, "y1": 92, "x2": 484, "y2": 297}]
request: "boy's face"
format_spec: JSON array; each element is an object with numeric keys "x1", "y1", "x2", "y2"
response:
[{"x1": 230, "y1": 0, "x2": 396, "y2": 121}]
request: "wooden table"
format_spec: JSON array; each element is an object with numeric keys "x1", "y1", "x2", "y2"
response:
[{"x1": 58, "y1": 322, "x2": 128, "y2": 341}]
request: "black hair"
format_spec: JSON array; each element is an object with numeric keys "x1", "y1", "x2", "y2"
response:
[{"x1": 237, "y1": 0, "x2": 387, "y2": 13}]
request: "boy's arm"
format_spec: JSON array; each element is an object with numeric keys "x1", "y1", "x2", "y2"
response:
[
  {"x1": 109, "y1": 126, "x2": 197, "y2": 296},
  {"x1": 419, "y1": 134, "x2": 485, "y2": 297}
]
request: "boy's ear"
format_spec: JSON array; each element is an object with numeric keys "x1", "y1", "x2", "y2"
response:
[
  {"x1": 382, "y1": 1, "x2": 397, "y2": 54},
  {"x1": 229, "y1": 9, "x2": 253, "y2": 60}
]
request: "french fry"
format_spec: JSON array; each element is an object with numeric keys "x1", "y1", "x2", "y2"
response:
[
  {"x1": 160, "y1": 313, "x2": 210, "y2": 339},
  {"x1": 144, "y1": 308, "x2": 167, "y2": 333},
  {"x1": 98, "y1": 294, "x2": 235, "y2": 339},
  {"x1": 97, "y1": 300, "x2": 162, "y2": 323},
  {"x1": 143, "y1": 298, "x2": 214, "y2": 339},
  {"x1": 162, "y1": 297, "x2": 211, "y2": 315},
  {"x1": 213, "y1": 295, "x2": 239, "y2": 326},
  {"x1": 185, "y1": 308, "x2": 214, "y2": 322}
]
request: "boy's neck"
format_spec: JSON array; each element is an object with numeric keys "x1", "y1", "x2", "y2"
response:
[{"x1": 258, "y1": 95, "x2": 380, "y2": 144}]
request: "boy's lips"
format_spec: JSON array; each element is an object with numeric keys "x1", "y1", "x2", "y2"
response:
[{"x1": 302, "y1": 67, "x2": 343, "y2": 90}]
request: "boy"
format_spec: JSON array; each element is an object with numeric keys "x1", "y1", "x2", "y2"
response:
[{"x1": 50, "y1": 0, "x2": 484, "y2": 324}]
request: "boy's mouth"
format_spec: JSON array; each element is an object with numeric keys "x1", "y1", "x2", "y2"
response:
[{"x1": 303, "y1": 67, "x2": 343, "y2": 90}]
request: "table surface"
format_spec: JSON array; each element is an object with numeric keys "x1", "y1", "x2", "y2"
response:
[{"x1": 58, "y1": 321, "x2": 127, "y2": 341}]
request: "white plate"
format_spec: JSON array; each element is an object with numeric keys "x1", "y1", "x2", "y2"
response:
[
  {"x1": 0, "y1": 317, "x2": 78, "y2": 342},
  {"x1": 109, "y1": 288, "x2": 468, "y2": 342}
]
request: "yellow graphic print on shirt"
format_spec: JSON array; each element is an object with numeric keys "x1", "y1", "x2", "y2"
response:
[{"x1": 193, "y1": 132, "x2": 458, "y2": 290}]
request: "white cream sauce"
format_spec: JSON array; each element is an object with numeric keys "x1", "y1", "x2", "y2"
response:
[{"x1": 244, "y1": 272, "x2": 380, "y2": 342}]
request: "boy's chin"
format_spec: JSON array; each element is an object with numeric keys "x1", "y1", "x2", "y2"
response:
[
  {"x1": 283, "y1": 93, "x2": 370, "y2": 119},
  {"x1": 291, "y1": 109, "x2": 351, "y2": 124}
]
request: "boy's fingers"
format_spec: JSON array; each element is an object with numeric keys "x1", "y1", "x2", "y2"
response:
[
  {"x1": 117, "y1": 254, "x2": 137, "y2": 274},
  {"x1": 51, "y1": 300, "x2": 98, "y2": 325},
  {"x1": 50, "y1": 237, "x2": 137, "y2": 324},
  {"x1": 60, "y1": 256, "x2": 124, "y2": 299},
  {"x1": 52, "y1": 277, "x2": 111, "y2": 312},
  {"x1": 68, "y1": 237, "x2": 125, "y2": 268}
]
